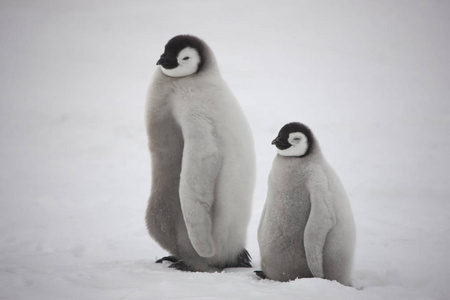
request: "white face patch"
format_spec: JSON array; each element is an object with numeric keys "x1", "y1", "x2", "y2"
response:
[
  {"x1": 160, "y1": 47, "x2": 201, "y2": 77},
  {"x1": 276, "y1": 132, "x2": 309, "y2": 157}
]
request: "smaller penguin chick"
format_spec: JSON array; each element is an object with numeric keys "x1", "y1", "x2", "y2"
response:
[{"x1": 257, "y1": 122, "x2": 356, "y2": 285}]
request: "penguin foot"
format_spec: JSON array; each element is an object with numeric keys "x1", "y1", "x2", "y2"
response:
[
  {"x1": 254, "y1": 270, "x2": 267, "y2": 279},
  {"x1": 155, "y1": 256, "x2": 179, "y2": 264},
  {"x1": 235, "y1": 248, "x2": 252, "y2": 268},
  {"x1": 219, "y1": 248, "x2": 252, "y2": 269},
  {"x1": 168, "y1": 260, "x2": 192, "y2": 272}
]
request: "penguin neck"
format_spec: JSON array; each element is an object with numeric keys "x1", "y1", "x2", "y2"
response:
[{"x1": 202, "y1": 46, "x2": 219, "y2": 73}]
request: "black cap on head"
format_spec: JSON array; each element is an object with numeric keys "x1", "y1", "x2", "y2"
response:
[
  {"x1": 272, "y1": 122, "x2": 315, "y2": 156},
  {"x1": 156, "y1": 35, "x2": 206, "y2": 72}
]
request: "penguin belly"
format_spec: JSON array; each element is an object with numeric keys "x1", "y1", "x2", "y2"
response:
[{"x1": 258, "y1": 175, "x2": 313, "y2": 282}]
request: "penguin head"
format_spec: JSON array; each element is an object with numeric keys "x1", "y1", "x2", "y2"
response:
[
  {"x1": 272, "y1": 122, "x2": 315, "y2": 157},
  {"x1": 157, "y1": 35, "x2": 205, "y2": 77}
]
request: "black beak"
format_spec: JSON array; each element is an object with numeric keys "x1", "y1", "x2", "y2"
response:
[
  {"x1": 156, "y1": 54, "x2": 177, "y2": 69},
  {"x1": 272, "y1": 136, "x2": 290, "y2": 149},
  {"x1": 156, "y1": 56, "x2": 165, "y2": 66}
]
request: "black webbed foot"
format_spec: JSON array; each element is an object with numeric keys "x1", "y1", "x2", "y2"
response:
[
  {"x1": 254, "y1": 270, "x2": 267, "y2": 279},
  {"x1": 219, "y1": 248, "x2": 252, "y2": 269},
  {"x1": 168, "y1": 260, "x2": 192, "y2": 271},
  {"x1": 155, "y1": 256, "x2": 179, "y2": 264}
]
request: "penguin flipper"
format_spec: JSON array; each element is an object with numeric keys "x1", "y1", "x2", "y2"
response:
[
  {"x1": 304, "y1": 172, "x2": 336, "y2": 278},
  {"x1": 175, "y1": 107, "x2": 222, "y2": 258},
  {"x1": 155, "y1": 256, "x2": 179, "y2": 263}
]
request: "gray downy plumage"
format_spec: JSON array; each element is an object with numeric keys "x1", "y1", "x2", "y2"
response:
[
  {"x1": 257, "y1": 122, "x2": 356, "y2": 285},
  {"x1": 145, "y1": 35, "x2": 256, "y2": 272}
]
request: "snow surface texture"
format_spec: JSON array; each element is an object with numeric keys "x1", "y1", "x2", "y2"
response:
[{"x1": 1, "y1": 0, "x2": 449, "y2": 299}]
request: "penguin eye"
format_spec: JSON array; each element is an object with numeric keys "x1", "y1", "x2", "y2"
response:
[
  {"x1": 293, "y1": 137, "x2": 301, "y2": 141},
  {"x1": 182, "y1": 56, "x2": 190, "y2": 61}
]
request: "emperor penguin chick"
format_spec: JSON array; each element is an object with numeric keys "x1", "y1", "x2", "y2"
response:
[
  {"x1": 145, "y1": 35, "x2": 256, "y2": 272},
  {"x1": 257, "y1": 122, "x2": 356, "y2": 285}
]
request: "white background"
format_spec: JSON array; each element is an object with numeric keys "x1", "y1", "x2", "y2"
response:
[{"x1": 1, "y1": 0, "x2": 449, "y2": 299}]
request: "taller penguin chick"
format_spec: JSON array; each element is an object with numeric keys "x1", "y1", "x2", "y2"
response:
[
  {"x1": 145, "y1": 35, "x2": 256, "y2": 272},
  {"x1": 257, "y1": 122, "x2": 356, "y2": 285}
]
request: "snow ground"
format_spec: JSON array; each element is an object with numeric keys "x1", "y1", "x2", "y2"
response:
[{"x1": 1, "y1": 0, "x2": 449, "y2": 299}]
